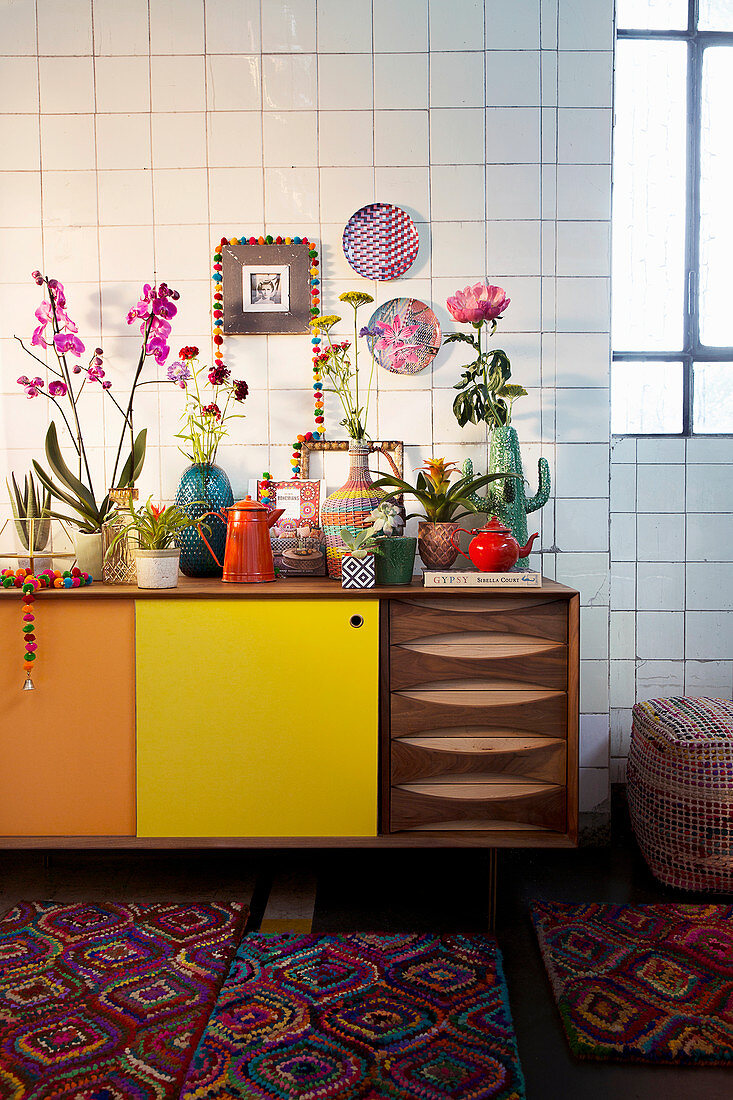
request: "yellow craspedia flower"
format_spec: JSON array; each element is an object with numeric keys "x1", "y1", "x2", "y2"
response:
[
  {"x1": 338, "y1": 291, "x2": 375, "y2": 307},
  {"x1": 309, "y1": 314, "x2": 341, "y2": 333}
]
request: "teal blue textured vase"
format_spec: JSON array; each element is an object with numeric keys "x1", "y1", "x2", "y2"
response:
[{"x1": 175, "y1": 463, "x2": 233, "y2": 577}]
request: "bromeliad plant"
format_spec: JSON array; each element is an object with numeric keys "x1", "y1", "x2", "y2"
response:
[
  {"x1": 7, "y1": 471, "x2": 51, "y2": 553},
  {"x1": 172, "y1": 346, "x2": 248, "y2": 465},
  {"x1": 15, "y1": 272, "x2": 182, "y2": 532},
  {"x1": 373, "y1": 457, "x2": 516, "y2": 524},
  {"x1": 104, "y1": 496, "x2": 205, "y2": 555},
  {"x1": 309, "y1": 292, "x2": 377, "y2": 441},
  {"x1": 447, "y1": 283, "x2": 528, "y2": 430}
]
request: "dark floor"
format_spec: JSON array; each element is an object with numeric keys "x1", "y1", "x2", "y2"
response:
[{"x1": 1, "y1": 795, "x2": 731, "y2": 1100}]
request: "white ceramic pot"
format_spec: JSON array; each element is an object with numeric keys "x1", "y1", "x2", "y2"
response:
[
  {"x1": 134, "y1": 548, "x2": 181, "y2": 589},
  {"x1": 73, "y1": 531, "x2": 104, "y2": 580}
]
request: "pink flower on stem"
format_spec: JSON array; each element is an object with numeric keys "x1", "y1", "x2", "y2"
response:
[
  {"x1": 17, "y1": 376, "x2": 44, "y2": 398},
  {"x1": 446, "y1": 283, "x2": 511, "y2": 325},
  {"x1": 48, "y1": 380, "x2": 68, "y2": 397},
  {"x1": 54, "y1": 332, "x2": 86, "y2": 357}
]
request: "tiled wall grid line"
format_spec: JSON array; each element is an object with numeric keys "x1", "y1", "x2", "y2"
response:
[{"x1": 0, "y1": 0, "x2": 615, "y2": 813}]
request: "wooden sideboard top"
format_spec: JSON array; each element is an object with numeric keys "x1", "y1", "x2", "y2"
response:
[{"x1": 0, "y1": 575, "x2": 578, "y2": 600}]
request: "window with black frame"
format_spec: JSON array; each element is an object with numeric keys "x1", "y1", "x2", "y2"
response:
[{"x1": 612, "y1": 0, "x2": 733, "y2": 435}]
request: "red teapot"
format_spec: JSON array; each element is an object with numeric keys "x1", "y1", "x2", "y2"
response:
[
  {"x1": 450, "y1": 516, "x2": 538, "y2": 573},
  {"x1": 198, "y1": 498, "x2": 284, "y2": 582}
]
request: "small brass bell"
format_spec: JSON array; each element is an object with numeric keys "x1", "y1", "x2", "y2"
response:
[{"x1": 22, "y1": 674, "x2": 35, "y2": 691}]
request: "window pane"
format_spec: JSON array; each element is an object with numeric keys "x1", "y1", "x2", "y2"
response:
[
  {"x1": 693, "y1": 363, "x2": 733, "y2": 432},
  {"x1": 612, "y1": 41, "x2": 687, "y2": 352},
  {"x1": 699, "y1": 1, "x2": 733, "y2": 31},
  {"x1": 699, "y1": 48, "x2": 733, "y2": 347},
  {"x1": 616, "y1": 0, "x2": 688, "y2": 30},
  {"x1": 611, "y1": 361, "x2": 683, "y2": 433}
]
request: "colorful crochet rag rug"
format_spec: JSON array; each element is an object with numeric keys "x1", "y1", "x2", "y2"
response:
[
  {"x1": 0, "y1": 900, "x2": 247, "y2": 1098},
  {"x1": 532, "y1": 900, "x2": 733, "y2": 1064},
  {"x1": 181, "y1": 931, "x2": 526, "y2": 1099}
]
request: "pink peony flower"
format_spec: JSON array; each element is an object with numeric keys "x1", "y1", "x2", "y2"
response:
[{"x1": 446, "y1": 283, "x2": 510, "y2": 325}]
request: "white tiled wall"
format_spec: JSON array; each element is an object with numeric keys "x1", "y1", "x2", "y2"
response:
[
  {"x1": 609, "y1": 435, "x2": 733, "y2": 781},
  {"x1": 0, "y1": 0, "x2": 614, "y2": 812}
]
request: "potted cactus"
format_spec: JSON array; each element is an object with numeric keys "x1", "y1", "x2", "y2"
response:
[{"x1": 7, "y1": 471, "x2": 53, "y2": 573}]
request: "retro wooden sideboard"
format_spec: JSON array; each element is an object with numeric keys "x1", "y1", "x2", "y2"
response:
[{"x1": 0, "y1": 577, "x2": 579, "y2": 849}]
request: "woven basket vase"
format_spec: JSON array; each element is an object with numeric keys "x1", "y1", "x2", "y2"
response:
[
  {"x1": 321, "y1": 442, "x2": 384, "y2": 579},
  {"x1": 627, "y1": 696, "x2": 733, "y2": 893}
]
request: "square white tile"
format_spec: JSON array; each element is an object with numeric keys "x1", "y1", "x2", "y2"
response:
[
  {"x1": 41, "y1": 114, "x2": 96, "y2": 171},
  {"x1": 556, "y1": 164, "x2": 611, "y2": 220},
  {"x1": 98, "y1": 169, "x2": 154, "y2": 225},
  {"x1": 486, "y1": 0, "x2": 541, "y2": 49},
  {"x1": 96, "y1": 113, "x2": 151, "y2": 170},
  {"x1": 487, "y1": 220, "x2": 542, "y2": 277},
  {"x1": 374, "y1": 110, "x2": 429, "y2": 167},
  {"x1": 0, "y1": 0, "x2": 37, "y2": 54},
  {"x1": 205, "y1": 0, "x2": 260, "y2": 53},
  {"x1": 95, "y1": 57, "x2": 150, "y2": 113},
  {"x1": 264, "y1": 167, "x2": 319, "y2": 223},
  {"x1": 637, "y1": 612, "x2": 685, "y2": 660},
  {"x1": 206, "y1": 55, "x2": 262, "y2": 111},
  {"x1": 430, "y1": 52, "x2": 484, "y2": 108},
  {"x1": 636, "y1": 513, "x2": 685, "y2": 562},
  {"x1": 558, "y1": 51, "x2": 612, "y2": 107},
  {"x1": 0, "y1": 116, "x2": 40, "y2": 171},
  {"x1": 94, "y1": 0, "x2": 150, "y2": 54},
  {"x1": 261, "y1": 0, "x2": 316, "y2": 53},
  {"x1": 558, "y1": 107, "x2": 612, "y2": 163},
  {"x1": 37, "y1": 0, "x2": 92, "y2": 54},
  {"x1": 429, "y1": 0, "x2": 484, "y2": 51},
  {"x1": 318, "y1": 54, "x2": 373, "y2": 110},
  {"x1": 556, "y1": 276, "x2": 610, "y2": 332},
  {"x1": 151, "y1": 55, "x2": 206, "y2": 113},
  {"x1": 317, "y1": 0, "x2": 374, "y2": 52},
  {"x1": 636, "y1": 463, "x2": 685, "y2": 513},
  {"x1": 207, "y1": 112, "x2": 263, "y2": 168},
  {"x1": 485, "y1": 107, "x2": 541, "y2": 164},
  {"x1": 686, "y1": 613, "x2": 733, "y2": 660},
  {"x1": 319, "y1": 111, "x2": 374, "y2": 168},
  {"x1": 153, "y1": 169, "x2": 209, "y2": 225},
  {"x1": 485, "y1": 164, "x2": 541, "y2": 218},
  {"x1": 555, "y1": 442, "x2": 608, "y2": 497},
  {"x1": 686, "y1": 563, "x2": 733, "y2": 612},
  {"x1": 430, "y1": 109, "x2": 484, "y2": 164},
  {"x1": 636, "y1": 562, "x2": 685, "y2": 612},
  {"x1": 686, "y1": 513, "x2": 733, "y2": 562},
  {"x1": 556, "y1": 221, "x2": 610, "y2": 278},
  {"x1": 152, "y1": 113, "x2": 207, "y2": 169},
  {"x1": 263, "y1": 55, "x2": 317, "y2": 110},
  {"x1": 555, "y1": 497, "x2": 609, "y2": 552},
  {"x1": 208, "y1": 167, "x2": 265, "y2": 225},
  {"x1": 263, "y1": 111, "x2": 318, "y2": 166},
  {"x1": 558, "y1": 0, "x2": 614, "y2": 51},
  {"x1": 375, "y1": 53, "x2": 429, "y2": 110},
  {"x1": 373, "y1": 0, "x2": 428, "y2": 52},
  {"x1": 39, "y1": 57, "x2": 95, "y2": 114},
  {"x1": 150, "y1": 0, "x2": 204, "y2": 53},
  {"x1": 485, "y1": 51, "x2": 541, "y2": 107}
]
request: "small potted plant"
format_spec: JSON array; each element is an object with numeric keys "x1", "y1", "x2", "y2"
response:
[
  {"x1": 373, "y1": 458, "x2": 515, "y2": 570},
  {"x1": 7, "y1": 470, "x2": 53, "y2": 573},
  {"x1": 105, "y1": 497, "x2": 204, "y2": 589},
  {"x1": 368, "y1": 501, "x2": 417, "y2": 586},
  {"x1": 339, "y1": 526, "x2": 377, "y2": 589}
]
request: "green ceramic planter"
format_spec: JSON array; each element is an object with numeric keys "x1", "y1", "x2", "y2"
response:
[{"x1": 374, "y1": 536, "x2": 417, "y2": 585}]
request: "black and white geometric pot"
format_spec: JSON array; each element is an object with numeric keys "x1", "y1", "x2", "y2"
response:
[{"x1": 341, "y1": 552, "x2": 376, "y2": 589}]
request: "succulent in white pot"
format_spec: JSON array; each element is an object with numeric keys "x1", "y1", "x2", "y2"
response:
[{"x1": 105, "y1": 496, "x2": 205, "y2": 589}]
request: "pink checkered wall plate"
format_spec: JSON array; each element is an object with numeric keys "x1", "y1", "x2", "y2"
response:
[{"x1": 342, "y1": 203, "x2": 419, "y2": 280}]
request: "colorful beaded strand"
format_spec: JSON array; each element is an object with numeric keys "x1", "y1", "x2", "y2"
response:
[{"x1": 1, "y1": 567, "x2": 92, "y2": 690}]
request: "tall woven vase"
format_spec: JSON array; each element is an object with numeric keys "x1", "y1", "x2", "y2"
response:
[
  {"x1": 175, "y1": 462, "x2": 233, "y2": 577},
  {"x1": 322, "y1": 442, "x2": 384, "y2": 579}
]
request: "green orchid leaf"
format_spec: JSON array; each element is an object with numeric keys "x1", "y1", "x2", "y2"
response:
[{"x1": 44, "y1": 422, "x2": 99, "y2": 517}]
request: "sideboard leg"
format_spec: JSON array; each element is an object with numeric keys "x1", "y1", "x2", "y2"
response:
[{"x1": 487, "y1": 849, "x2": 497, "y2": 931}]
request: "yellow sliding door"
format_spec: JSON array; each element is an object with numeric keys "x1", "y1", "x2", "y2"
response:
[{"x1": 136, "y1": 599, "x2": 379, "y2": 837}]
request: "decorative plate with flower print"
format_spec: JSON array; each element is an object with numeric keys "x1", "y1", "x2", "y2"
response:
[
  {"x1": 366, "y1": 297, "x2": 441, "y2": 375},
  {"x1": 342, "y1": 203, "x2": 419, "y2": 280}
]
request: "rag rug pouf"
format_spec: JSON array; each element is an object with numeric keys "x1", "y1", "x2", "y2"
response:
[
  {"x1": 0, "y1": 900, "x2": 247, "y2": 1098},
  {"x1": 532, "y1": 900, "x2": 733, "y2": 1064},
  {"x1": 627, "y1": 696, "x2": 733, "y2": 892},
  {"x1": 180, "y1": 931, "x2": 526, "y2": 1099}
]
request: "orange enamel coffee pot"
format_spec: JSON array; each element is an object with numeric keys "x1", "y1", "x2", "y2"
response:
[{"x1": 198, "y1": 497, "x2": 285, "y2": 582}]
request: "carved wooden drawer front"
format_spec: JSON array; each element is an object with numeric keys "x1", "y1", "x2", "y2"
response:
[
  {"x1": 387, "y1": 592, "x2": 576, "y2": 839},
  {"x1": 391, "y1": 782, "x2": 566, "y2": 832},
  {"x1": 390, "y1": 596, "x2": 567, "y2": 645},
  {"x1": 391, "y1": 736, "x2": 567, "y2": 785},
  {"x1": 391, "y1": 688, "x2": 568, "y2": 739}
]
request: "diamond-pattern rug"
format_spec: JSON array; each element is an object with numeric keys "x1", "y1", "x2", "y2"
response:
[
  {"x1": 0, "y1": 900, "x2": 247, "y2": 1098},
  {"x1": 180, "y1": 931, "x2": 525, "y2": 1099},
  {"x1": 532, "y1": 900, "x2": 733, "y2": 1064}
]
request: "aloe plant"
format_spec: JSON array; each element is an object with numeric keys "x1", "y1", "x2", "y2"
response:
[{"x1": 7, "y1": 471, "x2": 51, "y2": 551}]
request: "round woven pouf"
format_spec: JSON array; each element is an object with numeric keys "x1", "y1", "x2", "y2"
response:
[{"x1": 627, "y1": 696, "x2": 733, "y2": 893}]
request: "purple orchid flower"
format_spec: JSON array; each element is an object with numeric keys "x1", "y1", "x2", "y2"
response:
[
  {"x1": 17, "y1": 375, "x2": 44, "y2": 398},
  {"x1": 48, "y1": 380, "x2": 68, "y2": 397},
  {"x1": 54, "y1": 332, "x2": 85, "y2": 357}
]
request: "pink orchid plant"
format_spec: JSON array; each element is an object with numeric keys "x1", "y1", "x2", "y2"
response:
[
  {"x1": 446, "y1": 282, "x2": 527, "y2": 430},
  {"x1": 16, "y1": 272, "x2": 181, "y2": 532}
]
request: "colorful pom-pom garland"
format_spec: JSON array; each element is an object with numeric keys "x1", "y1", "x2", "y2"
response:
[
  {"x1": 1, "y1": 566, "x2": 92, "y2": 690},
  {"x1": 211, "y1": 234, "x2": 323, "y2": 482}
]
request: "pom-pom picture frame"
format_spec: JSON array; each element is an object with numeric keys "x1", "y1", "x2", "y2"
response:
[{"x1": 220, "y1": 240, "x2": 314, "y2": 334}]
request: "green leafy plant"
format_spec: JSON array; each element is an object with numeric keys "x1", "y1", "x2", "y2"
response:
[
  {"x1": 104, "y1": 496, "x2": 205, "y2": 556},
  {"x1": 7, "y1": 471, "x2": 51, "y2": 551},
  {"x1": 309, "y1": 291, "x2": 377, "y2": 441},
  {"x1": 339, "y1": 526, "x2": 377, "y2": 559},
  {"x1": 373, "y1": 457, "x2": 516, "y2": 524}
]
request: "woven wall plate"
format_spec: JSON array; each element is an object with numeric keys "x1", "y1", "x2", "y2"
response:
[
  {"x1": 342, "y1": 203, "x2": 419, "y2": 280},
  {"x1": 366, "y1": 297, "x2": 441, "y2": 374}
]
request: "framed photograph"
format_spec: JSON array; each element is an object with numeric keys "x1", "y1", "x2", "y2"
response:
[
  {"x1": 222, "y1": 243, "x2": 312, "y2": 334},
  {"x1": 299, "y1": 440, "x2": 404, "y2": 480}
]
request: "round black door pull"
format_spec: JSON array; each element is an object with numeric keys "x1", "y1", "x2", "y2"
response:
[{"x1": 350, "y1": 614, "x2": 364, "y2": 628}]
